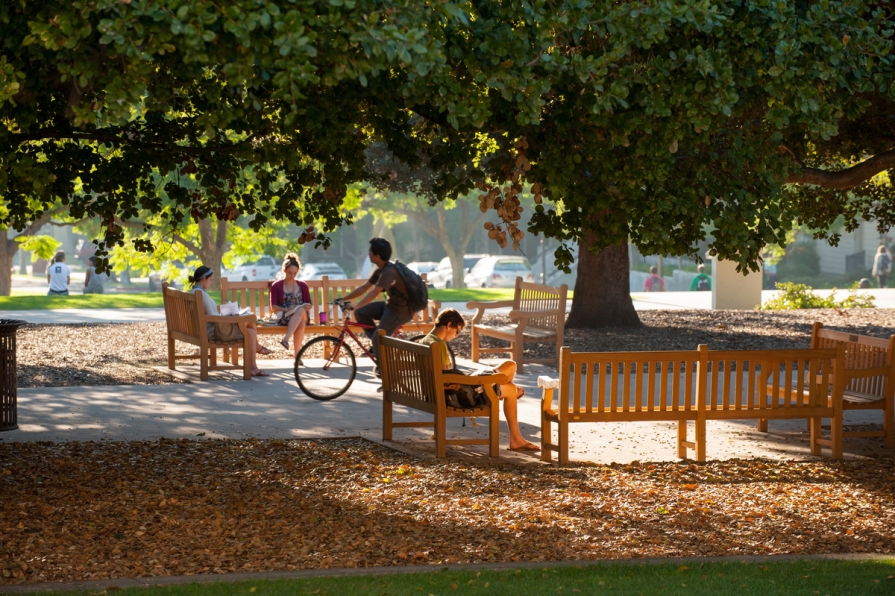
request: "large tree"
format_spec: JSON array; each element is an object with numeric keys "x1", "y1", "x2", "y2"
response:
[{"x1": 3, "y1": 1, "x2": 895, "y2": 327}]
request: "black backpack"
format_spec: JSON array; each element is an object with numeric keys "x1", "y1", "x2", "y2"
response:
[
  {"x1": 388, "y1": 261, "x2": 429, "y2": 313},
  {"x1": 695, "y1": 275, "x2": 710, "y2": 291}
]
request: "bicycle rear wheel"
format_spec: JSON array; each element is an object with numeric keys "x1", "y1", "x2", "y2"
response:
[
  {"x1": 408, "y1": 334, "x2": 457, "y2": 369},
  {"x1": 295, "y1": 336, "x2": 357, "y2": 400}
]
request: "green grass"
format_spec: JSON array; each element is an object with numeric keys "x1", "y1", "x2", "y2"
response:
[
  {"x1": 0, "y1": 292, "x2": 221, "y2": 311},
  {"x1": 22, "y1": 559, "x2": 895, "y2": 596},
  {"x1": 428, "y1": 288, "x2": 517, "y2": 302}
]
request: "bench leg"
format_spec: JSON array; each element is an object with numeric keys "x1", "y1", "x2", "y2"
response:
[
  {"x1": 757, "y1": 418, "x2": 768, "y2": 433},
  {"x1": 885, "y1": 396, "x2": 895, "y2": 450},
  {"x1": 200, "y1": 350, "x2": 210, "y2": 381},
  {"x1": 558, "y1": 419, "x2": 569, "y2": 465},
  {"x1": 541, "y1": 413, "x2": 552, "y2": 463},
  {"x1": 167, "y1": 336, "x2": 176, "y2": 370},
  {"x1": 383, "y1": 397, "x2": 393, "y2": 441},
  {"x1": 677, "y1": 421, "x2": 688, "y2": 459},
  {"x1": 435, "y1": 414, "x2": 447, "y2": 458},
  {"x1": 695, "y1": 416, "x2": 706, "y2": 463},
  {"x1": 831, "y1": 411, "x2": 844, "y2": 460},
  {"x1": 809, "y1": 417, "x2": 822, "y2": 456},
  {"x1": 513, "y1": 331, "x2": 524, "y2": 374},
  {"x1": 210, "y1": 348, "x2": 217, "y2": 368},
  {"x1": 242, "y1": 345, "x2": 251, "y2": 380},
  {"x1": 471, "y1": 325, "x2": 480, "y2": 363},
  {"x1": 489, "y1": 409, "x2": 499, "y2": 458}
]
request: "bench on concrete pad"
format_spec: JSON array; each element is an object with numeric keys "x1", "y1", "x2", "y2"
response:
[
  {"x1": 467, "y1": 277, "x2": 568, "y2": 373},
  {"x1": 161, "y1": 283, "x2": 255, "y2": 380},
  {"x1": 378, "y1": 330, "x2": 509, "y2": 458},
  {"x1": 538, "y1": 345, "x2": 844, "y2": 464}
]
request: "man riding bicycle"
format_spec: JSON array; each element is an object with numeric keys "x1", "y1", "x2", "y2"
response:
[{"x1": 336, "y1": 238, "x2": 414, "y2": 370}]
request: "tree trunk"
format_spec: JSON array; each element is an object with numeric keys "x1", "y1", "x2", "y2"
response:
[
  {"x1": 196, "y1": 219, "x2": 229, "y2": 291},
  {"x1": 566, "y1": 235, "x2": 641, "y2": 328},
  {"x1": 0, "y1": 236, "x2": 15, "y2": 297}
]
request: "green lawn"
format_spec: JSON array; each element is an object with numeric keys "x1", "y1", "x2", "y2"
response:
[
  {"x1": 0, "y1": 292, "x2": 222, "y2": 311},
  {"x1": 26, "y1": 559, "x2": 895, "y2": 596}
]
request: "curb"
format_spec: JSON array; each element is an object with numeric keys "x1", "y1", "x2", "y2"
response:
[{"x1": 3, "y1": 552, "x2": 893, "y2": 594}]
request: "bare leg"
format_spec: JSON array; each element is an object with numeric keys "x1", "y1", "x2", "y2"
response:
[
  {"x1": 246, "y1": 328, "x2": 267, "y2": 375},
  {"x1": 290, "y1": 315, "x2": 307, "y2": 357},
  {"x1": 493, "y1": 360, "x2": 535, "y2": 450}
]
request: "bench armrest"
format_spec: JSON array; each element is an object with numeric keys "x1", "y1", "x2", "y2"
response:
[
  {"x1": 442, "y1": 373, "x2": 510, "y2": 386},
  {"x1": 538, "y1": 376, "x2": 560, "y2": 411},
  {"x1": 466, "y1": 300, "x2": 515, "y2": 323}
]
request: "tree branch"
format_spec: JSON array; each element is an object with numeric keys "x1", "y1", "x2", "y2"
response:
[
  {"x1": 172, "y1": 234, "x2": 200, "y2": 256},
  {"x1": 785, "y1": 149, "x2": 895, "y2": 189}
]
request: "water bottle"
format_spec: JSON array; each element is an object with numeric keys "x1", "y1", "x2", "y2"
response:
[{"x1": 319, "y1": 311, "x2": 327, "y2": 324}]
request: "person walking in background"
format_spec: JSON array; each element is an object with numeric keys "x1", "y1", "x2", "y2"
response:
[
  {"x1": 643, "y1": 266, "x2": 665, "y2": 292},
  {"x1": 872, "y1": 245, "x2": 892, "y2": 288},
  {"x1": 47, "y1": 250, "x2": 70, "y2": 296},
  {"x1": 270, "y1": 252, "x2": 311, "y2": 356},
  {"x1": 690, "y1": 264, "x2": 711, "y2": 291},
  {"x1": 83, "y1": 256, "x2": 108, "y2": 294}
]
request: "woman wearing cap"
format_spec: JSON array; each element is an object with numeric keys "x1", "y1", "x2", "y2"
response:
[
  {"x1": 189, "y1": 265, "x2": 271, "y2": 377},
  {"x1": 269, "y1": 253, "x2": 312, "y2": 357}
]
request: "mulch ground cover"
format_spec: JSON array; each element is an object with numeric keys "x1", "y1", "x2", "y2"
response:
[
  {"x1": 2, "y1": 438, "x2": 894, "y2": 585},
  {"x1": 15, "y1": 309, "x2": 895, "y2": 388}
]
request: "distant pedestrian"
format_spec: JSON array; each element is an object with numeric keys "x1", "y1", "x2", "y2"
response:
[
  {"x1": 643, "y1": 266, "x2": 665, "y2": 292},
  {"x1": 690, "y1": 264, "x2": 711, "y2": 291},
  {"x1": 47, "y1": 251, "x2": 70, "y2": 296},
  {"x1": 872, "y1": 245, "x2": 892, "y2": 288},
  {"x1": 83, "y1": 256, "x2": 108, "y2": 294}
]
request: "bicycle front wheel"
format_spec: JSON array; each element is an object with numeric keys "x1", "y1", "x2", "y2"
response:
[
  {"x1": 408, "y1": 334, "x2": 457, "y2": 369},
  {"x1": 295, "y1": 336, "x2": 357, "y2": 400}
]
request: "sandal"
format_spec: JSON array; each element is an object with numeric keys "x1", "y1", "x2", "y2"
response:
[
  {"x1": 516, "y1": 387, "x2": 525, "y2": 399},
  {"x1": 252, "y1": 369, "x2": 270, "y2": 377},
  {"x1": 508, "y1": 442, "x2": 539, "y2": 452},
  {"x1": 257, "y1": 346, "x2": 273, "y2": 356},
  {"x1": 280, "y1": 339, "x2": 290, "y2": 350}
]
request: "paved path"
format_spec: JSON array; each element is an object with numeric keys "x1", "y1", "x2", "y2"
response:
[
  {"x1": 3, "y1": 357, "x2": 891, "y2": 465},
  {"x1": 6, "y1": 288, "x2": 895, "y2": 324}
]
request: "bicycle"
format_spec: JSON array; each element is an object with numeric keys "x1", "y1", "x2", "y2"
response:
[{"x1": 294, "y1": 299, "x2": 456, "y2": 400}]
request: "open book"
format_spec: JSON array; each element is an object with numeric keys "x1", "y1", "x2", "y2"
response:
[{"x1": 219, "y1": 302, "x2": 253, "y2": 316}]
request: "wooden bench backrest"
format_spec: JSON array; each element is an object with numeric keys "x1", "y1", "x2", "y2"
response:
[
  {"x1": 704, "y1": 347, "x2": 839, "y2": 413},
  {"x1": 811, "y1": 322, "x2": 895, "y2": 397},
  {"x1": 222, "y1": 274, "x2": 435, "y2": 325},
  {"x1": 559, "y1": 345, "x2": 842, "y2": 416},
  {"x1": 162, "y1": 284, "x2": 204, "y2": 344},
  {"x1": 514, "y1": 277, "x2": 569, "y2": 332},
  {"x1": 560, "y1": 346, "x2": 703, "y2": 415},
  {"x1": 379, "y1": 334, "x2": 444, "y2": 415}
]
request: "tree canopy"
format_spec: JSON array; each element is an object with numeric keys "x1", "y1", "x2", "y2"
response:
[{"x1": 2, "y1": 0, "x2": 894, "y2": 279}]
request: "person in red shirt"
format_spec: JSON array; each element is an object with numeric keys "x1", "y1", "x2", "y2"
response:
[
  {"x1": 269, "y1": 253, "x2": 312, "y2": 356},
  {"x1": 643, "y1": 266, "x2": 666, "y2": 292}
]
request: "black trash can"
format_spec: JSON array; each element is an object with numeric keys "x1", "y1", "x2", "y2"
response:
[{"x1": 0, "y1": 320, "x2": 27, "y2": 432}]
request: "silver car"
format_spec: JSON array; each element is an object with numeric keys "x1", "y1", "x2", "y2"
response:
[
  {"x1": 464, "y1": 256, "x2": 535, "y2": 288},
  {"x1": 297, "y1": 262, "x2": 348, "y2": 281},
  {"x1": 427, "y1": 254, "x2": 488, "y2": 289}
]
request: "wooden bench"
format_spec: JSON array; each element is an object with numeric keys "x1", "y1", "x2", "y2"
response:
[
  {"x1": 378, "y1": 330, "x2": 509, "y2": 458},
  {"x1": 467, "y1": 277, "x2": 568, "y2": 373},
  {"x1": 220, "y1": 275, "x2": 441, "y2": 337},
  {"x1": 785, "y1": 323, "x2": 894, "y2": 454},
  {"x1": 538, "y1": 345, "x2": 844, "y2": 464},
  {"x1": 161, "y1": 283, "x2": 256, "y2": 380}
]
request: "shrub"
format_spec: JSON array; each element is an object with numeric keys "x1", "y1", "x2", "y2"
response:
[{"x1": 761, "y1": 282, "x2": 875, "y2": 310}]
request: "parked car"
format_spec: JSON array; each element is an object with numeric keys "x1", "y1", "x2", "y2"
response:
[
  {"x1": 464, "y1": 256, "x2": 535, "y2": 288},
  {"x1": 427, "y1": 254, "x2": 489, "y2": 289},
  {"x1": 406, "y1": 261, "x2": 439, "y2": 282},
  {"x1": 297, "y1": 262, "x2": 348, "y2": 281},
  {"x1": 224, "y1": 255, "x2": 279, "y2": 282}
]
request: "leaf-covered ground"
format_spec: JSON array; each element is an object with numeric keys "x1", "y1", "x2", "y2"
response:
[
  {"x1": 15, "y1": 308, "x2": 895, "y2": 388},
  {"x1": 2, "y1": 439, "x2": 893, "y2": 585}
]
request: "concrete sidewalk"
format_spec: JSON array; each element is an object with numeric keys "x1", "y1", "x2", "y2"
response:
[{"x1": 3, "y1": 357, "x2": 891, "y2": 465}]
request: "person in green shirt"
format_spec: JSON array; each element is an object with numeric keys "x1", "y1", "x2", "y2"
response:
[
  {"x1": 418, "y1": 308, "x2": 538, "y2": 452},
  {"x1": 690, "y1": 264, "x2": 711, "y2": 291}
]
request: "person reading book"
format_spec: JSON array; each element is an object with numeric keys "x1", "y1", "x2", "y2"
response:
[{"x1": 269, "y1": 253, "x2": 312, "y2": 357}]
